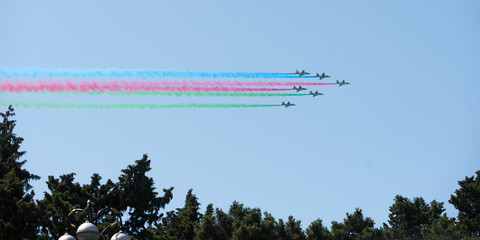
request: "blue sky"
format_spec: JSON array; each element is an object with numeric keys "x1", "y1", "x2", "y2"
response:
[{"x1": 0, "y1": 0, "x2": 479, "y2": 228}]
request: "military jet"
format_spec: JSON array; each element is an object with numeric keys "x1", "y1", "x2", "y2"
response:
[
  {"x1": 293, "y1": 85, "x2": 307, "y2": 92},
  {"x1": 316, "y1": 72, "x2": 331, "y2": 80},
  {"x1": 282, "y1": 101, "x2": 296, "y2": 108},
  {"x1": 295, "y1": 70, "x2": 310, "y2": 76},
  {"x1": 336, "y1": 80, "x2": 350, "y2": 86},
  {"x1": 309, "y1": 91, "x2": 323, "y2": 97}
]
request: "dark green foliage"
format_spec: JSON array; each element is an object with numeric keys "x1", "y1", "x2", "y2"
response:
[
  {"x1": 37, "y1": 154, "x2": 173, "y2": 240},
  {"x1": 0, "y1": 106, "x2": 40, "y2": 188},
  {"x1": 343, "y1": 208, "x2": 375, "y2": 239},
  {"x1": 214, "y1": 208, "x2": 233, "y2": 240},
  {"x1": 0, "y1": 106, "x2": 39, "y2": 240},
  {"x1": 306, "y1": 219, "x2": 330, "y2": 240},
  {"x1": 230, "y1": 203, "x2": 263, "y2": 240},
  {"x1": 156, "y1": 189, "x2": 201, "y2": 240},
  {"x1": 388, "y1": 195, "x2": 447, "y2": 240},
  {"x1": 37, "y1": 173, "x2": 120, "y2": 239},
  {"x1": 285, "y1": 216, "x2": 307, "y2": 240},
  {"x1": 261, "y1": 212, "x2": 278, "y2": 240},
  {"x1": 330, "y1": 208, "x2": 381, "y2": 240},
  {"x1": 113, "y1": 154, "x2": 174, "y2": 239},
  {"x1": 37, "y1": 173, "x2": 90, "y2": 239},
  {"x1": 2, "y1": 106, "x2": 480, "y2": 240},
  {"x1": 420, "y1": 214, "x2": 459, "y2": 240},
  {"x1": 449, "y1": 170, "x2": 480, "y2": 238},
  {"x1": 0, "y1": 170, "x2": 39, "y2": 240},
  {"x1": 277, "y1": 218, "x2": 288, "y2": 239},
  {"x1": 194, "y1": 204, "x2": 217, "y2": 240}
]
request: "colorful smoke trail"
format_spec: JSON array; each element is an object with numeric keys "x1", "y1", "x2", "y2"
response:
[
  {"x1": 3, "y1": 90, "x2": 308, "y2": 97},
  {"x1": 0, "y1": 101, "x2": 281, "y2": 109},
  {"x1": 0, "y1": 80, "x2": 334, "y2": 92},
  {"x1": 0, "y1": 81, "x2": 293, "y2": 92},
  {"x1": 0, "y1": 67, "x2": 338, "y2": 109},
  {"x1": 0, "y1": 68, "x2": 316, "y2": 79}
]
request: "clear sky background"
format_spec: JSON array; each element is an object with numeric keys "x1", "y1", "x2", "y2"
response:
[{"x1": 0, "y1": 0, "x2": 479, "y2": 228}]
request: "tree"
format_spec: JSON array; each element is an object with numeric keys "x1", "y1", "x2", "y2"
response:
[
  {"x1": 306, "y1": 218, "x2": 330, "y2": 240},
  {"x1": 37, "y1": 173, "x2": 90, "y2": 239},
  {"x1": 37, "y1": 173, "x2": 119, "y2": 239},
  {"x1": 330, "y1": 220, "x2": 347, "y2": 240},
  {"x1": 195, "y1": 204, "x2": 217, "y2": 240},
  {"x1": 330, "y1": 208, "x2": 384, "y2": 240},
  {"x1": 388, "y1": 195, "x2": 445, "y2": 240},
  {"x1": 449, "y1": 170, "x2": 480, "y2": 238},
  {"x1": 113, "y1": 154, "x2": 174, "y2": 239},
  {"x1": 0, "y1": 106, "x2": 40, "y2": 240},
  {"x1": 343, "y1": 208, "x2": 374, "y2": 239},
  {"x1": 276, "y1": 218, "x2": 288, "y2": 240},
  {"x1": 261, "y1": 212, "x2": 278, "y2": 240},
  {"x1": 231, "y1": 205, "x2": 263, "y2": 240},
  {"x1": 38, "y1": 154, "x2": 173, "y2": 240},
  {"x1": 420, "y1": 214, "x2": 459, "y2": 240},
  {"x1": 157, "y1": 189, "x2": 201, "y2": 240},
  {"x1": 284, "y1": 216, "x2": 307, "y2": 240},
  {"x1": 214, "y1": 208, "x2": 233, "y2": 240}
]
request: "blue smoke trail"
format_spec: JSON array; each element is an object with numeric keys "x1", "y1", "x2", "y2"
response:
[{"x1": 0, "y1": 68, "x2": 316, "y2": 79}]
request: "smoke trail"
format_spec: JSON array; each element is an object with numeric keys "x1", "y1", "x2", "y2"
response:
[
  {"x1": 0, "y1": 80, "x2": 335, "y2": 92},
  {"x1": 0, "y1": 68, "x2": 316, "y2": 79},
  {"x1": 105, "y1": 90, "x2": 307, "y2": 97},
  {"x1": 0, "y1": 81, "x2": 296, "y2": 92},
  {"x1": 0, "y1": 101, "x2": 280, "y2": 109},
  {"x1": 4, "y1": 90, "x2": 308, "y2": 97}
]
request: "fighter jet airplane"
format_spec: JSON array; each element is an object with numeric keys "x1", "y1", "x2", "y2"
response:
[
  {"x1": 316, "y1": 72, "x2": 331, "y2": 80},
  {"x1": 309, "y1": 91, "x2": 323, "y2": 97},
  {"x1": 293, "y1": 85, "x2": 307, "y2": 92},
  {"x1": 295, "y1": 70, "x2": 310, "y2": 76},
  {"x1": 282, "y1": 101, "x2": 296, "y2": 108},
  {"x1": 336, "y1": 80, "x2": 350, "y2": 86}
]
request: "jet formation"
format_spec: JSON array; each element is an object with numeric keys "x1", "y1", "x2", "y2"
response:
[{"x1": 281, "y1": 70, "x2": 350, "y2": 108}]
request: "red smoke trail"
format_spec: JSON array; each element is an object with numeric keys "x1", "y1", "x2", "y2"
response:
[
  {"x1": 1, "y1": 79, "x2": 336, "y2": 89},
  {"x1": 141, "y1": 80, "x2": 337, "y2": 87},
  {"x1": 0, "y1": 80, "x2": 294, "y2": 92}
]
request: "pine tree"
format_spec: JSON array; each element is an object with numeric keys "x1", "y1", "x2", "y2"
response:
[
  {"x1": 306, "y1": 219, "x2": 329, "y2": 240},
  {"x1": 285, "y1": 216, "x2": 307, "y2": 240},
  {"x1": 214, "y1": 208, "x2": 233, "y2": 240},
  {"x1": 0, "y1": 106, "x2": 40, "y2": 240},
  {"x1": 388, "y1": 195, "x2": 446, "y2": 240},
  {"x1": 449, "y1": 170, "x2": 480, "y2": 238},
  {"x1": 194, "y1": 204, "x2": 217, "y2": 240},
  {"x1": 37, "y1": 173, "x2": 116, "y2": 239},
  {"x1": 113, "y1": 154, "x2": 174, "y2": 239},
  {"x1": 157, "y1": 189, "x2": 201, "y2": 240}
]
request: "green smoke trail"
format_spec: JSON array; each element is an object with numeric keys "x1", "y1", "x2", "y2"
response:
[
  {"x1": 102, "y1": 90, "x2": 307, "y2": 97},
  {"x1": 2, "y1": 90, "x2": 308, "y2": 97},
  {"x1": 0, "y1": 101, "x2": 280, "y2": 109}
]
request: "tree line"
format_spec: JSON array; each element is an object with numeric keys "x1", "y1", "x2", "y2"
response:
[{"x1": 1, "y1": 105, "x2": 479, "y2": 240}]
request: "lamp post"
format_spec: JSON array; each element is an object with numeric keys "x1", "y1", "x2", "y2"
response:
[{"x1": 58, "y1": 200, "x2": 131, "y2": 240}]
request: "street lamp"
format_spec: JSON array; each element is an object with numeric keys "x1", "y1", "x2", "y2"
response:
[{"x1": 59, "y1": 200, "x2": 131, "y2": 240}]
